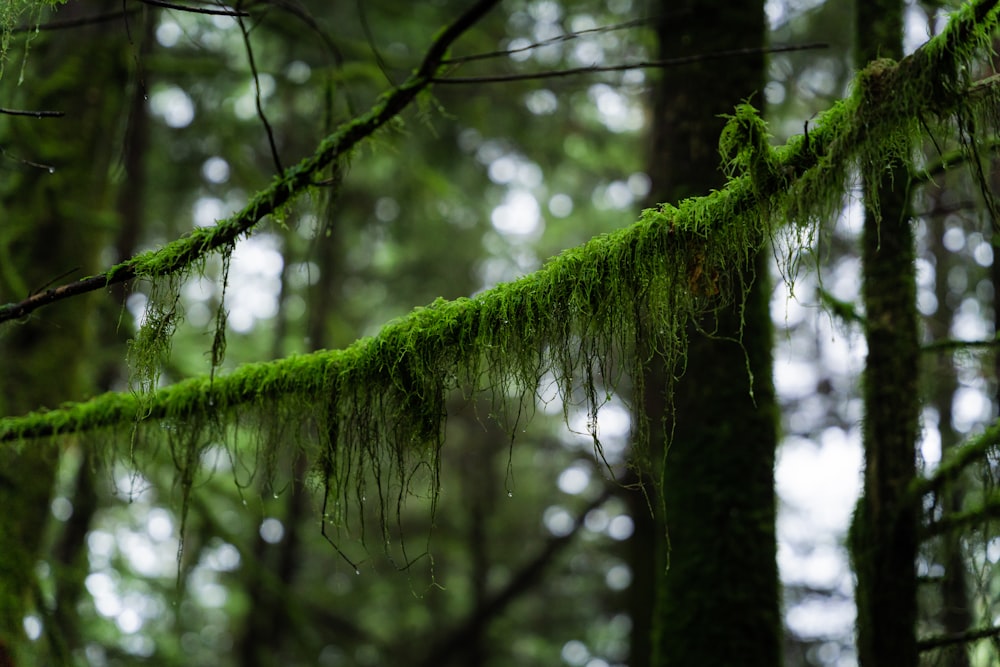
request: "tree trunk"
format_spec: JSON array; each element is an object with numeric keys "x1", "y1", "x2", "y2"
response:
[
  {"x1": 0, "y1": 3, "x2": 128, "y2": 663},
  {"x1": 850, "y1": 2, "x2": 920, "y2": 666},
  {"x1": 637, "y1": 1, "x2": 781, "y2": 665}
]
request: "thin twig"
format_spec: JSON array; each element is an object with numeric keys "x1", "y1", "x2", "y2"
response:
[
  {"x1": 135, "y1": 0, "x2": 249, "y2": 17},
  {"x1": 442, "y1": 17, "x2": 653, "y2": 65},
  {"x1": 237, "y1": 9, "x2": 284, "y2": 174},
  {"x1": 433, "y1": 43, "x2": 828, "y2": 84},
  {"x1": 30, "y1": 268, "x2": 80, "y2": 296},
  {"x1": 357, "y1": 0, "x2": 394, "y2": 85},
  {"x1": 0, "y1": 145, "x2": 55, "y2": 173},
  {"x1": 0, "y1": 107, "x2": 64, "y2": 118}
]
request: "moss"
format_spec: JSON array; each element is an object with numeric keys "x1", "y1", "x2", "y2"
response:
[
  {"x1": 2, "y1": 0, "x2": 1000, "y2": 556},
  {"x1": 0, "y1": 1, "x2": 66, "y2": 80}
]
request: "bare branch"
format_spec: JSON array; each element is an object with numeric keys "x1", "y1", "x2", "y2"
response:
[
  {"x1": 433, "y1": 43, "x2": 828, "y2": 85},
  {"x1": 13, "y1": 9, "x2": 138, "y2": 33},
  {"x1": 0, "y1": 145, "x2": 56, "y2": 173},
  {"x1": 134, "y1": 0, "x2": 250, "y2": 17},
  {"x1": 357, "y1": 0, "x2": 394, "y2": 85},
  {"x1": 0, "y1": 107, "x2": 64, "y2": 118},
  {"x1": 442, "y1": 17, "x2": 654, "y2": 65},
  {"x1": 237, "y1": 10, "x2": 284, "y2": 173},
  {"x1": 0, "y1": 0, "x2": 502, "y2": 325}
]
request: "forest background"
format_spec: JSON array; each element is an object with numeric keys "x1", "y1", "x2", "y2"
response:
[{"x1": 2, "y1": 1, "x2": 1000, "y2": 666}]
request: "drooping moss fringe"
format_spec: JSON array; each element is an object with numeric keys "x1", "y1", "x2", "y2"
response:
[
  {"x1": 0, "y1": 1, "x2": 64, "y2": 78},
  {"x1": 1, "y1": 0, "x2": 999, "y2": 528}
]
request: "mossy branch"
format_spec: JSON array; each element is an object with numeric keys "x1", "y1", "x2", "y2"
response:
[
  {"x1": 1, "y1": 0, "x2": 999, "y2": 444},
  {"x1": 908, "y1": 417, "x2": 1000, "y2": 504},
  {"x1": 1, "y1": 0, "x2": 1000, "y2": 534},
  {"x1": 0, "y1": 0, "x2": 501, "y2": 325},
  {"x1": 0, "y1": 209, "x2": 739, "y2": 444},
  {"x1": 922, "y1": 492, "x2": 1000, "y2": 540},
  {"x1": 921, "y1": 336, "x2": 1000, "y2": 353}
]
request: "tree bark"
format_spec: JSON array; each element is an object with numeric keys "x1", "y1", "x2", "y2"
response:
[
  {"x1": 851, "y1": 3, "x2": 920, "y2": 666},
  {"x1": 0, "y1": 2, "x2": 129, "y2": 663},
  {"x1": 637, "y1": 1, "x2": 781, "y2": 666}
]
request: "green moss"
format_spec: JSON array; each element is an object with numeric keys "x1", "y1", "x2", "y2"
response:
[
  {"x1": 0, "y1": 1, "x2": 66, "y2": 80},
  {"x1": 2, "y1": 0, "x2": 1000, "y2": 552}
]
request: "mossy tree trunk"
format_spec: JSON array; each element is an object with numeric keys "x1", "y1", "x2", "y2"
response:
[
  {"x1": 0, "y1": 3, "x2": 128, "y2": 663},
  {"x1": 636, "y1": 1, "x2": 781, "y2": 665},
  {"x1": 850, "y1": 2, "x2": 921, "y2": 666}
]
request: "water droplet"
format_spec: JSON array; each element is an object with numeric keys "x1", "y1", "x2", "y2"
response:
[
  {"x1": 47, "y1": 167, "x2": 55, "y2": 174},
  {"x1": 242, "y1": 499, "x2": 248, "y2": 507},
  {"x1": 272, "y1": 493, "x2": 279, "y2": 499},
  {"x1": 507, "y1": 491, "x2": 513, "y2": 498},
  {"x1": 354, "y1": 569, "x2": 361, "y2": 576}
]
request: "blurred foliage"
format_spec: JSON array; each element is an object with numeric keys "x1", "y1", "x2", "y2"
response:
[{"x1": 4, "y1": 2, "x2": 1000, "y2": 667}]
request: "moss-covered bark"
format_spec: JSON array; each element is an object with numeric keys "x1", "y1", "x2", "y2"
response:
[
  {"x1": 0, "y1": 2, "x2": 127, "y2": 662},
  {"x1": 640, "y1": 2, "x2": 781, "y2": 666},
  {"x1": 850, "y1": 2, "x2": 921, "y2": 666}
]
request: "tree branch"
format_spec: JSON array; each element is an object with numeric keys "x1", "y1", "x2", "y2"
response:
[
  {"x1": 908, "y1": 418, "x2": 1000, "y2": 503},
  {"x1": 134, "y1": 0, "x2": 250, "y2": 17},
  {"x1": 921, "y1": 493, "x2": 1000, "y2": 540},
  {"x1": 918, "y1": 624, "x2": 1000, "y2": 651},
  {"x1": 921, "y1": 336, "x2": 1000, "y2": 353},
  {"x1": 910, "y1": 136, "x2": 1000, "y2": 186},
  {"x1": 433, "y1": 43, "x2": 828, "y2": 84},
  {"x1": 441, "y1": 17, "x2": 654, "y2": 65},
  {"x1": 0, "y1": 107, "x2": 64, "y2": 118},
  {"x1": 1, "y1": 0, "x2": 999, "y2": 447},
  {"x1": 0, "y1": 0, "x2": 501, "y2": 325},
  {"x1": 237, "y1": 9, "x2": 284, "y2": 174}
]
